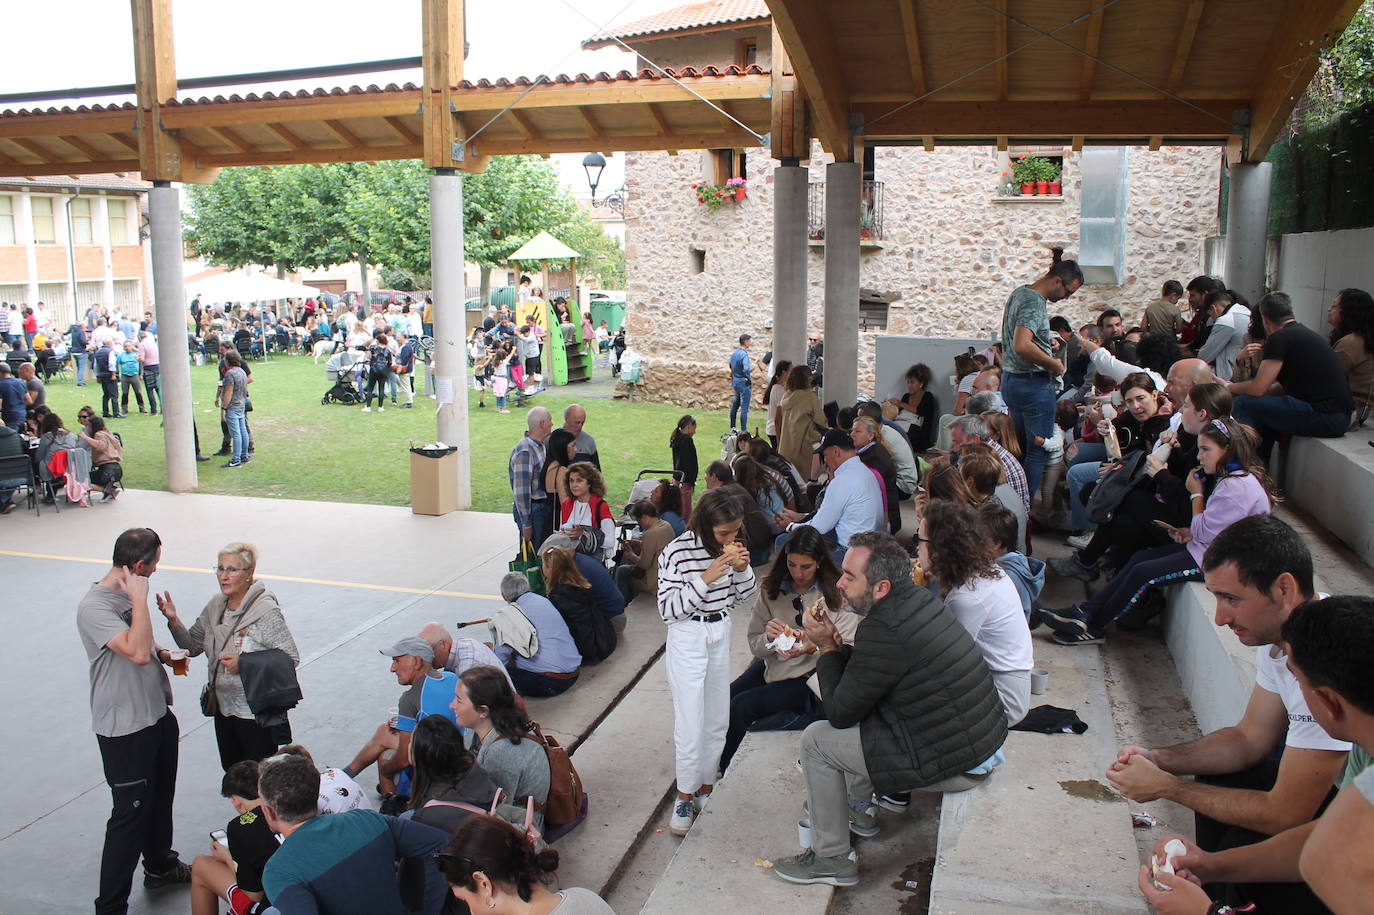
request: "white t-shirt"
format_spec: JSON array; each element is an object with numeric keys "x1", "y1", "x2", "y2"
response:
[
  {"x1": 957, "y1": 372, "x2": 978, "y2": 395},
  {"x1": 1254, "y1": 645, "x2": 1352, "y2": 752},
  {"x1": 943, "y1": 568, "x2": 1034, "y2": 674},
  {"x1": 317, "y1": 766, "x2": 373, "y2": 814}
]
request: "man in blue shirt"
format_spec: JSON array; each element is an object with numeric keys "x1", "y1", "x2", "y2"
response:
[
  {"x1": 0, "y1": 363, "x2": 27, "y2": 428},
  {"x1": 496, "y1": 572, "x2": 581, "y2": 697},
  {"x1": 729, "y1": 333, "x2": 753, "y2": 431}
]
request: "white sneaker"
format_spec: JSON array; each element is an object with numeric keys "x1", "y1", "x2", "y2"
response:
[
  {"x1": 361, "y1": 406, "x2": 372, "y2": 413},
  {"x1": 378, "y1": 406, "x2": 384, "y2": 412},
  {"x1": 669, "y1": 797, "x2": 696, "y2": 836},
  {"x1": 1067, "y1": 532, "x2": 1093, "y2": 550},
  {"x1": 692, "y1": 790, "x2": 711, "y2": 814}
]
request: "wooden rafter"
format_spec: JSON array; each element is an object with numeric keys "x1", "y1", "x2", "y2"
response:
[
  {"x1": 5, "y1": 158, "x2": 139, "y2": 177},
  {"x1": 504, "y1": 110, "x2": 538, "y2": 140},
  {"x1": 642, "y1": 103, "x2": 670, "y2": 135},
  {"x1": 265, "y1": 123, "x2": 305, "y2": 151},
  {"x1": 768, "y1": 0, "x2": 852, "y2": 158},
  {"x1": 994, "y1": 0, "x2": 1009, "y2": 101},
  {"x1": 1149, "y1": 135, "x2": 1163, "y2": 150},
  {"x1": 321, "y1": 119, "x2": 363, "y2": 148},
  {"x1": 382, "y1": 116, "x2": 419, "y2": 145},
  {"x1": 1078, "y1": 0, "x2": 1105, "y2": 101},
  {"x1": 6, "y1": 137, "x2": 63, "y2": 163},
  {"x1": 1165, "y1": 0, "x2": 1207, "y2": 94},
  {"x1": 859, "y1": 98, "x2": 1242, "y2": 138},
  {"x1": 898, "y1": 0, "x2": 928, "y2": 98},
  {"x1": 573, "y1": 106, "x2": 603, "y2": 139},
  {"x1": 463, "y1": 131, "x2": 755, "y2": 156},
  {"x1": 0, "y1": 147, "x2": 23, "y2": 168},
  {"x1": 198, "y1": 144, "x2": 420, "y2": 168},
  {"x1": 110, "y1": 132, "x2": 141, "y2": 154},
  {"x1": 57, "y1": 135, "x2": 106, "y2": 161},
  {"x1": 205, "y1": 125, "x2": 252, "y2": 153}
]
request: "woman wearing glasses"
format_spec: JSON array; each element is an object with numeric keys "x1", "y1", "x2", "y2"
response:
[
  {"x1": 157, "y1": 542, "x2": 300, "y2": 769},
  {"x1": 720, "y1": 526, "x2": 859, "y2": 773}
]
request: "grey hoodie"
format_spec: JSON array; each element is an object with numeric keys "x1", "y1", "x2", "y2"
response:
[{"x1": 997, "y1": 551, "x2": 1045, "y2": 619}]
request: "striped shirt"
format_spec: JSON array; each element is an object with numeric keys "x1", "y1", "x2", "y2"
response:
[{"x1": 656, "y1": 532, "x2": 759, "y2": 623}]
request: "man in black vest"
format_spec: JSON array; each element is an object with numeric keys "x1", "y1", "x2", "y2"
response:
[{"x1": 771, "y1": 531, "x2": 1008, "y2": 887}]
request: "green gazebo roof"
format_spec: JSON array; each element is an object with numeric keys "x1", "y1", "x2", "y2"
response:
[{"x1": 508, "y1": 230, "x2": 580, "y2": 261}]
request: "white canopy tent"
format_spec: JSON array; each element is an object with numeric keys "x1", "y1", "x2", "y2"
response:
[{"x1": 186, "y1": 270, "x2": 322, "y2": 304}]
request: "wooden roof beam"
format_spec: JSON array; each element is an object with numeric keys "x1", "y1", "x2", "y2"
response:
[
  {"x1": 768, "y1": 0, "x2": 852, "y2": 159},
  {"x1": 643, "y1": 102, "x2": 670, "y2": 135},
  {"x1": 265, "y1": 123, "x2": 306, "y2": 151},
  {"x1": 1078, "y1": 0, "x2": 1106, "y2": 101},
  {"x1": 504, "y1": 110, "x2": 538, "y2": 140},
  {"x1": 131, "y1": 0, "x2": 183, "y2": 180},
  {"x1": 469, "y1": 131, "x2": 758, "y2": 156},
  {"x1": 0, "y1": 148, "x2": 24, "y2": 169},
  {"x1": 57, "y1": 135, "x2": 106, "y2": 161},
  {"x1": 320, "y1": 119, "x2": 363, "y2": 148},
  {"x1": 1246, "y1": 0, "x2": 1362, "y2": 160},
  {"x1": 2, "y1": 158, "x2": 140, "y2": 177},
  {"x1": 856, "y1": 98, "x2": 1243, "y2": 138},
  {"x1": 205, "y1": 125, "x2": 252, "y2": 154},
  {"x1": 573, "y1": 106, "x2": 603, "y2": 139},
  {"x1": 110, "y1": 132, "x2": 141, "y2": 154},
  {"x1": 994, "y1": 0, "x2": 1009, "y2": 102},
  {"x1": 1165, "y1": 0, "x2": 1206, "y2": 94},
  {"x1": 5, "y1": 137, "x2": 63, "y2": 164},
  {"x1": 199, "y1": 144, "x2": 421, "y2": 168},
  {"x1": 0, "y1": 112, "x2": 139, "y2": 139},
  {"x1": 898, "y1": 0, "x2": 928, "y2": 98},
  {"x1": 382, "y1": 116, "x2": 420, "y2": 146}
]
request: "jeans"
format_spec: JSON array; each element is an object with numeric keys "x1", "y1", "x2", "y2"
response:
[
  {"x1": 99, "y1": 378, "x2": 119, "y2": 415},
  {"x1": 226, "y1": 408, "x2": 249, "y2": 462},
  {"x1": 1080, "y1": 542, "x2": 1200, "y2": 635},
  {"x1": 507, "y1": 664, "x2": 577, "y2": 697},
  {"x1": 1001, "y1": 372, "x2": 1057, "y2": 494},
  {"x1": 1231, "y1": 394, "x2": 1349, "y2": 461},
  {"x1": 721, "y1": 659, "x2": 817, "y2": 771},
  {"x1": 364, "y1": 372, "x2": 387, "y2": 408},
  {"x1": 1067, "y1": 460, "x2": 1104, "y2": 530},
  {"x1": 119, "y1": 375, "x2": 145, "y2": 411},
  {"x1": 730, "y1": 379, "x2": 751, "y2": 431},
  {"x1": 523, "y1": 496, "x2": 553, "y2": 546},
  {"x1": 95, "y1": 712, "x2": 181, "y2": 914},
  {"x1": 1066, "y1": 441, "x2": 1107, "y2": 467},
  {"x1": 613, "y1": 563, "x2": 639, "y2": 605},
  {"x1": 74, "y1": 350, "x2": 88, "y2": 384},
  {"x1": 142, "y1": 366, "x2": 161, "y2": 413}
]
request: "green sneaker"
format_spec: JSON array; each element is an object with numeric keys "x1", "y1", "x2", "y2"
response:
[{"x1": 773, "y1": 849, "x2": 859, "y2": 887}]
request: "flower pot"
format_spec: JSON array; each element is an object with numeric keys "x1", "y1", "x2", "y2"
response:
[
  {"x1": 734, "y1": 188, "x2": 747, "y2": 201},
  {"x1": 1020, "y1": 182, "x2": 1035, "y2": 195},
  {"x1": 1049, "y1": 181, "x2": 1062, "y2": 195},
  {"x1": 1035, "y1": 182, "x2": 1050, "y2": 195}
]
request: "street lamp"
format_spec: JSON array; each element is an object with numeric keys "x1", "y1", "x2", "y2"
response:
[{"x1": 581, "y1": 151, "x2": 626, "y2": 217}]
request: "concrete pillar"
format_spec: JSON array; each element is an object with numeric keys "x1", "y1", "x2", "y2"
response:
[
  {"x1": 149, "y1": 181, "x2": 197, "y2": 492},
  {"x1": 772, "y1": 161, "x2": 809, "y2": 368},
  {"x1": 430, "y1": 168, "x2": 471, "y2": 510},
  {"x1": 1223, "y1": 161, "x2": 1273, "y2": 307},
  {"x1": 823, "y1": 161, "x2": 861, "y2": 407}
]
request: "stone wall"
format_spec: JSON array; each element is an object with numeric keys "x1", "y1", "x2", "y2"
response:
[{"x1": 623, "y1": 142, "x2": 1222, "y2": 408}]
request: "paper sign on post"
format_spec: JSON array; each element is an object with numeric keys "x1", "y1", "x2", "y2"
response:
[{"x1": 436, "y1": 378, "x2": 455, "y2": 405}]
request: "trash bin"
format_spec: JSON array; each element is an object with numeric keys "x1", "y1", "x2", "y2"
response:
[{"x1": 409, "y1": 445, "x2": 459, "y2": 515}]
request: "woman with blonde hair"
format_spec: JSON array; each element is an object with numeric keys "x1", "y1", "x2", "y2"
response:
[
  {"x1": 158, "y1": 542, "x2": 300, "y2": 769},
  {"x1": 980, "y1": 411, "x2": 1023, "y2": 461}
]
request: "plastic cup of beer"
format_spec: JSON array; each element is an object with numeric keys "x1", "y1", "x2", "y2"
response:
[
  {"x1": 387, "y1": 706, "x2": 400, "y2": 730},
  {"x1": 169, "y1": 649, "x2": 189, "y2": 676}
]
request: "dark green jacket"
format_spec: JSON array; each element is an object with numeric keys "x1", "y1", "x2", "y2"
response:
[{"x1": 815, "y1": 578, "x2": 1008, "y2": 795}]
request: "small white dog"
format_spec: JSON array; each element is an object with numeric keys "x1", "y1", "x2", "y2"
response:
[{"x1": 312, "y1": 339, "x2": 339, "y2": 363}]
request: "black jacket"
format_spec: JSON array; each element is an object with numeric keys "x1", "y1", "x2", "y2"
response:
[
  {"x1": 857, "y1": 443, "x2": 901, "y2": 534},
  {"x1": 547, "y1": 583, "x2": 616, "y2": 665},
  {"x1": 238, "y1": 648, "x2": 302, "y2": 730},
  {"x1": 815, "y1": 578, "x2": 1007, "y2": 795}
]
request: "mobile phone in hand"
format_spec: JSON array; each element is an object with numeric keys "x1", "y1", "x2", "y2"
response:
[{"x1": 210, "y1": 829, "x2": 228, "y2": 847}]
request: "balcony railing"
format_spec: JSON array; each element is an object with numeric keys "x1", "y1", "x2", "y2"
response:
[{"x1": 808, "y1": 180, "x2": 885, "y2": 242}]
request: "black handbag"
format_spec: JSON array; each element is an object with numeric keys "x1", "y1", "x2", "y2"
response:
[{"x1": 199, "y1": 682, "x2": 220, "y2": 717}]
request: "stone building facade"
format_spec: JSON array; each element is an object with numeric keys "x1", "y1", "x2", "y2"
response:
[{"x1": 607, "y1": 12, "x2": 1223, "y2": 406}]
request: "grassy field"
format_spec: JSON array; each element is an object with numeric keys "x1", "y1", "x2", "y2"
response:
[{"x1": 43, "y1": 354, "x2": 739, "y2": 513}]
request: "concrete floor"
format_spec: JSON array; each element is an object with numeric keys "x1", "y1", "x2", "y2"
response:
[{"x1": 0, "y1": 490, "x2": 517, "y2": 914}]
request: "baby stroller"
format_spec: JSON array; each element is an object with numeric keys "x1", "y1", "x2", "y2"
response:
[{"x1": 321, "y1": 365, "x2": 362, "y2": 404}]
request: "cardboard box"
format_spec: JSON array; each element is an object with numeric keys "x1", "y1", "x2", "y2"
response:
[{"x1": 410, "y1": 448, "x2": 458, "y2": 515}]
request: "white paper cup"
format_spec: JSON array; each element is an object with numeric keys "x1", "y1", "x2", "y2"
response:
[
  {"x1": 797, "y1": 818, "x2": 812, "y2": 850},
  {"x1": 1030, "y1": 668, "x2": 1049, "y2": 695}
]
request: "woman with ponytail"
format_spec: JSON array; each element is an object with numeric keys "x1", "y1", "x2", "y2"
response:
[
  {"x1": 999, "y1": 246, "x2": 1084, "y2": 495},
  {"x1": 1041, "y1": 417, "x2": 1274, "y2": 645},
  {"x1": 436, "y1": 814, "x2": 613, "y2": 913}
]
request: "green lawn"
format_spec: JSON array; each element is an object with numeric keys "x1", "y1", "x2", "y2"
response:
[{"x1": 43, "y1": 355, "x2": 736, "y2": 513}]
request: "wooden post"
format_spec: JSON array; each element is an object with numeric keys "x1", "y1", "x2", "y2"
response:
[{"x1": 130, "y1": 0, "x2": 182, "y2": 182}]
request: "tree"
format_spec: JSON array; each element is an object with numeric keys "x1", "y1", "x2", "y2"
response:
[{"x1": 1289, "y1": 0, "x2": 1374, "y2": 132}]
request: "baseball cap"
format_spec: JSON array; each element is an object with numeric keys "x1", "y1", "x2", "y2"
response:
[
  {"x1": 540, "y1": 532, "x2": 577, "y2": 554},
  {"x1": 813, "y1": 429, "x2": 855, "y2": 453},
  {"x1": 379, "y1": 636, "x2": 434, "y2": 664}
]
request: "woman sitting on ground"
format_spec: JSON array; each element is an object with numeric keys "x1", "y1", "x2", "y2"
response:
[
  {"x1": 959, "y1": 445, "x2": 1027, "y2": 551},
  {"x1": 746, "y1": 437, "x2": 807, "y2": 510},
  {"x1": 451, "y1": 667, "x2": 550, "y2": 829},
  {"x1": 437, "y1": 814, "x2": 614, "y2": 914},
  {"x1": 1041, "y1": 417, "x2": 1275, "y2": 645},
  {"x1": 980, "y1": 411, "x2": 1023, "y2": 465},
  {"x1": 732, "y1": 454, "x2": 792, "y2": 523},
  {"x1": 409, "y1": 715, "x2": 502, "y2": 839},
  {"x1": 721, "y1": 526, "x2": 858, "y2": 773},
  {"x1": 922, "y1": 461, "x2": 976, "y2": 510},
  {"x1": 76, "y1": 411, "x2": 123, "y2": 502},
  {"x1": 558, "y1": 461, "x2": 616, "y2": 561},
  {"x1": 541, "y1": 545, "x2": 615, "y2": 665},
  {"x1": 1328, "y1": 287, "x2": 1374, "y2": 425},
  {"x1": 886, "y1": 362, "x2": 939, "y2": 453},
  {"x1": 920, "y1": 500, "x2": 1034, "y2": 725}
]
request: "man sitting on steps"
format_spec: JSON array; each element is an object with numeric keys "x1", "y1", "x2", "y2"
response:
[
  {"x1": 769, "y1": 531, "x2": 1008, "y2": 888},
  {"x1": 1106, "y1": 515, "x2": 1349, "y2": 913}
]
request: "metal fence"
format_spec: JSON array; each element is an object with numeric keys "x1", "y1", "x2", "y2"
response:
[{"x1": 807, "y1": 180, "x2": 886, "y2": 241}]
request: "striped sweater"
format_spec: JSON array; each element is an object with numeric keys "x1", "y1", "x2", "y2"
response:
[{"x1": 656, "y1": 532, "x2": 759, "y2": 623}]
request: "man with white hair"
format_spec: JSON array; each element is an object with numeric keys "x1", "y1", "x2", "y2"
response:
[
  {"x1": 949, "y1": 412, "x2": 1030, "y2": 510},
  {"x1": 497, "y1": 572, "x2": 581, "y2": 697},
  {"x1": 562, "y1": 403, "x2": 600, "y2": 468},
  {"x1": 416, "y1": 621, "x2": 514, "y2": 692},
  {"x1": 508, "y1": 406, "x2": 553, "y2": 544}
]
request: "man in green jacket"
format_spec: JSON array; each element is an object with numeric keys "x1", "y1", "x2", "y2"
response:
[{"x1": 771, "y1": 530, "x2": 1008, "y2": 887}]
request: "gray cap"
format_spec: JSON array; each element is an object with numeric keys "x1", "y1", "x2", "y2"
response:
[{"x1": 379, "y1": 636, "x2": 434, "y2": 664}]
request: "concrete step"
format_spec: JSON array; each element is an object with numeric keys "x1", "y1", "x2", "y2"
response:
[
  {"x1": 929, "y1": 630, "x2": 1147, "y2": 914},
  {"x1": 641, "y1": 731, "x2": 832, "y2": 914},
  {"x1": 1279, "y1": 435, "x2": 1374, "y2": 569}
]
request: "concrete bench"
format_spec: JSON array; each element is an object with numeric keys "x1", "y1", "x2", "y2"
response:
[
  {"x1": 929, "y1": 635, "x2": 1147, "y2": 914},
  {"x1": 1162, "y1": 581, "x2": 1255, "y2": 734},
  {"x1": 1280, "y1": 434, "x2": 1374, "y2": 570}
]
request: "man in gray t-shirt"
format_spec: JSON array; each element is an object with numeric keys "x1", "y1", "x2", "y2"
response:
[{"x1": 77, "y1": 528, "x2": 190, "y2": 912}]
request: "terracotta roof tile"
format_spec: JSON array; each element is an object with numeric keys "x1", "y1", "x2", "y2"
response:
[{"x1": 583, "y1": 0, "x2": 769, "y2": 48}]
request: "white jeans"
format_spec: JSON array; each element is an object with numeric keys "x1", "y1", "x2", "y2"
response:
[{"x1": 666, "y1": 616, "x2": 732, "y2": 793}]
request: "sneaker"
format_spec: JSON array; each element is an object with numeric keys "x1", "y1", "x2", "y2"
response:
[
  {"x1": 876, "y1": 792, "x2": 910, "y2": 812},
  {"x1": 1049, "y1": 553, "x2": 1099, "y2": 582},
  {"x1": 669, "y1": 796, "x2": 697, "y2": 836},
  {"x1": 846, "y1": 796, "x2": 880, "y2": 837},
  {"x1": 378, "y1": 406, "x2": 384, "y2": 412},
  {"x1": 196, "y1": 454, "x2": 210, "y2": 462},
  {"x1": 1066, "y1": 531, "x2": 1094, "y2": 551},
  {"x1": 361, "y1": 406, "x2": 372, "y2": 412},
  {"x1": 692, "y1": 790, "x2": 711, "y2": 814},
  {"x1": 143, "y1": 859, "x2": 192, "y2": 889},
  {"x1": 222, "y1": 460, "x2": 242, "y2": 468},
  {"x1": 772, "y1": 849, "x2": 859, "y2": 887},
  {"x1": 399, "y1": 403, "x2": 413, "y2": 409},
  {"x1": 1052, "y1": 629, "x2": 1105, "y2": 646},
  {"x1": 240, "y1": 455, "x2": 251, "y2": 464},
  {"x1": 1039, "y1": 604, "x2": 1088, "y2": 627}
]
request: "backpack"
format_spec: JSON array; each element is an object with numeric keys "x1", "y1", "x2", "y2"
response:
[
  {"x1": 1085, "y1": 451, "x2": 1148, "y2": 525},
  {"x1": 525, "y1": 721, "x2": 588, "y2": 842},
  {"x1": 368, "y1": 346, "x2": 391, "y2": 378}
]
